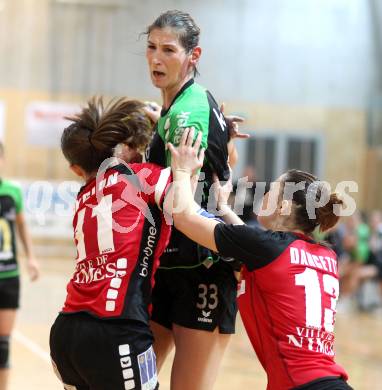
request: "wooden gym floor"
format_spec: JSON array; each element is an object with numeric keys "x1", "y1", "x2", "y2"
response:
[{"x1": 8, "y1": 258, "x2": 382, "y2": 389}]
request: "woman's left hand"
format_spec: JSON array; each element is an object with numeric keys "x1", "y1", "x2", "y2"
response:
[
  {"x1": 143, "y1": 101, "x2": 161, "y2": 124},
  {"x1": 220, "y1": 103, "x2": 249, "y2": 139},
  {"x1": 168, "y1": 127, "x2": 205, "y2": 176}
]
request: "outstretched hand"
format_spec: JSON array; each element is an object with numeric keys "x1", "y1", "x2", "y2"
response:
[
  {"x1": 168, "y1": 127, "x2": 205, "y2": 176},
  {"x1": 220, "y1": 103, "x2": 249, "y2": 139}
]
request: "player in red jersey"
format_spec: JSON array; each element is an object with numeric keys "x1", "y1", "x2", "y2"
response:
[
  {"x1": 49, "y1": 97, "x2": 185, "y2": 390},
  {"x1": 163, "y1": 128, "x2": 353, "y2": 390}
]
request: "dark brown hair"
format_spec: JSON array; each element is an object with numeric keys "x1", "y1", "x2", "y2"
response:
[
  {"x1": 61, "y1": 97, "x2": 153, "y2": 173},
  {"x1": 146, "y1": 10, "x2": 201, "y2": 76},
  {"x1": 281, "y1": 169, "x2": 343, "y2": 233}
]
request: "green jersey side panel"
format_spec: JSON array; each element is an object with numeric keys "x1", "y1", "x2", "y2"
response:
[{"x1": 157, "y1": 83, "x2": 210, "y2": 167}]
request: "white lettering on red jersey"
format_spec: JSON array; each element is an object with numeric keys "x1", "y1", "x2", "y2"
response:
[
  {"x1": 62, "y1": 163, "x2": 172, "y2": 323},
  {"x1": 214, "y1": 225, "x2": 348, "y2": 390}
]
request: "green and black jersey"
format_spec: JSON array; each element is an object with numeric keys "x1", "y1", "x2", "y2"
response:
[
  {"x1": 0, "y1": 180, "x2": 22, "y2": 279},
  {"x1": 146, "y1": 79, "x2": 230, "y2": 268}
]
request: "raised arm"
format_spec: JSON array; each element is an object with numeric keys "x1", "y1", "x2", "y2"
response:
[{"x1": 164, "y1": 128, "x2": 243, "y2": 252}]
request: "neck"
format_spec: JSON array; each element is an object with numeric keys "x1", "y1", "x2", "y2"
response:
[
  {"x1": 276, "y1": 226, "x2": 309, "y2": 237},
  {"x1": 85, "y1": 173, "x2": 96, "y2": 183},
  {"x1": 272, "y1": 218, "x2": 307, "y2": 236},
  {"x1": 162, "y1": 74, "x2": 193, "y2": 109},
  {"x1": 84, "y1": 157, "x2": 121, "y2": 183}
]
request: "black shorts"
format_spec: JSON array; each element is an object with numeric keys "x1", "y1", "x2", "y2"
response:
[
  {"x1": 373, "y1": 258, "x2": 382, "y2": 280},
  {"x1": 50, "y1": 313, "x2": 159, "y2": 390},
  {"x1": 0, "y1": 276, "x2": 20, "y2": 309},
  {"x1": 295, "y1": 377, "x2": 353, "y2": 390},
  {"x1": 151, "y1": 261, "x2": 238, "y2": 334}
]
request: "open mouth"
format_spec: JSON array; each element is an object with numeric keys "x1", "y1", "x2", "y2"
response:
[{"x1": 152, "y1": 71, "x2": 165, "y2": 78}]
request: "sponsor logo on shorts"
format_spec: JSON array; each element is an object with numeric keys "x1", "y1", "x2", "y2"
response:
[
  {"x1": 138, "y1": 346, "x2": 158, "y2": 390},
  {"x1": 197, "y1": 309, "x2": 213, "y2": 324},
  {"x1": 118, "y1": 343, "x2": 136, "y2": 390}
]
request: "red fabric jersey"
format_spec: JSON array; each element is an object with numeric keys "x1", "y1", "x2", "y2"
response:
[
  {"x1": 214, "y1": 225, "x2": 348, "y2": 390},
  {"x1": 62, "y1": 163, "x2": 172, "y2": 323}
]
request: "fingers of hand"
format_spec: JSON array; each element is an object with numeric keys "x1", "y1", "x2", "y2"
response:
[
  {"x1": 232, "y1": 115, "x2": 245, "y2": 123},
  {"x1": 237, "y1": 132, "x2": 251, "y2": 139},
  {"x1": 225, "y1": 115, "x2": 244, "y2": 123},
  {"x1": 180, "y1": 127, "x2": 190, "y2": 146},
  {"x1": 186, "y1": 127, "x2": 195, "y2": 147},
  {"x1": 198, "y1": 148, "x2": 205, "y2": 166},
  {"x1": 167, "y1": 142, "x2": 176, "y2": 155},
  {"x1": 193, "y1": 130, "x2": 202, "y2": 152}
]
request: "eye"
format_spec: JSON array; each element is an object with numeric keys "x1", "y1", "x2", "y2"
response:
[
  {"x1": 147, "y1": 44, "x2": 155, "y2": 50},
  {"x1": 164, "y1": 47, "x2": 175, "y2": 53}
]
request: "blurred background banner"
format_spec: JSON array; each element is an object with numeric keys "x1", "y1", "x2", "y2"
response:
[{"x1": 25, "y1": 101, "x2": 80, "y2": 147}]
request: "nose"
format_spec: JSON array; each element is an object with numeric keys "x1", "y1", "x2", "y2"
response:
[
  {"x1": 151, "y1": 52, "x2": 162, "y2": 66},
  {"x1": 152, "y1": 56, "x2": 161, "y2": 65}
]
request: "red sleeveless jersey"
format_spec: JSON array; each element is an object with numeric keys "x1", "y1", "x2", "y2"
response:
[
  {"x1": 62, "y1": 163, "x2": 172, "y2": 323},
  {"x1": 214, "y1": 224, "x2": 348, "y2": 390}
]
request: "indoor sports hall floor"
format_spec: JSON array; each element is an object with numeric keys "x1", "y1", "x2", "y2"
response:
[{"x1": 8, "y1": 258, "x2": 382, "y2": 390}]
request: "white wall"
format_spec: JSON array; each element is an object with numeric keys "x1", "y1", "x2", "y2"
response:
[{"x1": 0, "y1": 0, "x2": 377, "y2": 108}]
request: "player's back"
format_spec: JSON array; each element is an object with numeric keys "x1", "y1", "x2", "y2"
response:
[
  {"x1": 214, "y1": 224, "x2": 348, "y2": 390},
  {"x1": 63, "y1": 162, "x2": 171, "y2": 322},
  {"x1": 240, "y1": 233, "x2": 347, "y2": 389}
]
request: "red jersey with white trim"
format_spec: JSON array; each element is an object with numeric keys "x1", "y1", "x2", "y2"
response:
[
  {"x1": 214, "y1": 224, "x2": 348, "y2": 390},
  {"x1": 62, "y1": 163, "x2": 172, "y2": 323}
]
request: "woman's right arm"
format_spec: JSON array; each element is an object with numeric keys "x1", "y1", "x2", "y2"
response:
[
  {"x1": 163, "y1": 127, "x2": 246, "y2": 255},
  {"x1": 164, "y1": 127, "x2": 282, "y2": 271},
  {"x1": 163, "y1": 128, "x2": 219, "y2": 251}
]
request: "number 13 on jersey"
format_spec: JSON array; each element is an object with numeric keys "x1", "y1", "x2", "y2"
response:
[{"x1": 295, "y1": 268, "x2": 339, "y2": 333}]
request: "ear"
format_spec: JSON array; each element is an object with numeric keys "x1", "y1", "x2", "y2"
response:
[
  {"x1": 280, "y1": 199, "x2": 293, "y2": 216},
  {"x1": 190, "y1": 46, "x2": 201, "y2": 67},
  {"x1": 70, "y1": 164, "x2": 86, "y2": 178}
]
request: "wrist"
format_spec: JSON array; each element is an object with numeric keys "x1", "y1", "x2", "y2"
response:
[
  {"x1": 217, "y1": 203, "x2": 231, "y2": 215},
  {"x1": 173, "y1": 169, "x2": 192, "y2": 181},
  {"x1": 175, "y1": 168, "x2": 192, "y2": 174}
]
